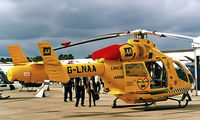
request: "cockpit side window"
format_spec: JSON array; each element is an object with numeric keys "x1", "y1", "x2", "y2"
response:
[
  {"x1": 173, "y1": 62, "x2": 188, "y2": 82},
  {"x1": 125, "y1": 63, "x2": 148, "y2": 77}
]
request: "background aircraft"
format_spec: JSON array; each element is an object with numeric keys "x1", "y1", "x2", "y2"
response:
[{"x1": 0, "y1": 69, "x2": 21, "y2": 99}]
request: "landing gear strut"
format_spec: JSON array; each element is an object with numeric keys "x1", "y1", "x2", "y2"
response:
[
  {"x1": 112, "y1": 98, "x2": 118, "y2": 108},
  {"x1": 0, "y1": 93, "x2": 10, "y2": 100},
  {"x1": 112, "y1": 97, "x2": 154, "y2": 109},
  {"x1": 168, "y1": 92, "x2": 192, "y2": 108},
  {"x1": 139, "y1": 97, "x2": 155, "y2": 110}
]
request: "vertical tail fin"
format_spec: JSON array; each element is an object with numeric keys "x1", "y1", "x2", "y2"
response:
[
  {"x1": 37, "y1": 42, "x2": 70, "y2": 83},
  {"x1": 7, "y1": 45, "x2": 29, "y2": 66}
]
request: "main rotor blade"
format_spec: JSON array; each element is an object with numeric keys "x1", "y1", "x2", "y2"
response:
[
  {"x1": 126, "y1": 29, "x2": 195, "y2": 40},
  {"x1": 53, "y1": 29, "x2": 199, "y2": 51},
  {"x1": 150, "y1": 31, "x2": 200, "y2": 45},
  {"x1": 153, "y1": 31, "x2": 195, "y2": 40},
  {"x1": 54, "y1": 34, "x2": 119, "y2": 51},
  {"x1": 133, "y1": 29, "x2": 200, "y2": 44}
]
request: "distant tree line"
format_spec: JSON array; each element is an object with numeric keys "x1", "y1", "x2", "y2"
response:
[
  {"x1": 0, "y1": 58, "x2": 12, "y2": 63},
  {"x1": 0, "y1": 54, "x2": 75, "y2": 63},
  {"x1": 85, "y1": 54, "x2": 91, "y2": 58},
  {"x1": 58, "y1": 54, "x2": 74, "y2": 60}
]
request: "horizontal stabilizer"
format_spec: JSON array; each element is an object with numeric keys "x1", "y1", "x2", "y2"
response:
[
  {"x1": 7, "y1": 45, "x2": 29, "y2": 66},
  {"x1": 37, "y1": 42, "x2": 70, "y2": 83}
]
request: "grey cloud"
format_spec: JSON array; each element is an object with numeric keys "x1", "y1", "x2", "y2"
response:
[{"x1": 0, "y1": 0, "x2": 200, "y2": 58}]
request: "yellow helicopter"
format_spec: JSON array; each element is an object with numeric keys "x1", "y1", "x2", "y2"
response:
[{"x1": 7, "y1": 29, "x2": 194, "y2": 109}]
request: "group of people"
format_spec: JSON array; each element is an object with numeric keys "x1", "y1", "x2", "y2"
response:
[{"x1": 63, "y1": 75, "x2": 102, "y2": 107}]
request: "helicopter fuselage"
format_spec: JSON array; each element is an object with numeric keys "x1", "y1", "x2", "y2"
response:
[{"x1": 7, "y1": 38, "x2": 192, "y2": 104}]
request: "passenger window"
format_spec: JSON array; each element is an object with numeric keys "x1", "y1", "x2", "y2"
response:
[
  {"x1": 173, "y1": 62, "x2": 188, "y2": 82},
  {"x1": 125, "y1": 63, "x2": 147, "y2": 77}
]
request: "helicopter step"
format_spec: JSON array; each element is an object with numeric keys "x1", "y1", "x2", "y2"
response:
[
  {"x1": 168, "y1": 92, "x2": 192, "y2": 108},
  {"x1": 0, "y1": 93, "x2": 10, "y2": 100}
]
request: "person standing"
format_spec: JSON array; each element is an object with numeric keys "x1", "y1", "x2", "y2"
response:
[
  {"x1": 95, "y1": 76, "x2": 101, "y2": 94},
  {"x1": 87, "y1": 76, "x2": 97, "y2": 107},
  {"x1": 75, "y1": 77, "x2": 87, "y2": 107},
  {"x1": 63, "y1": 78, "x2": 73, "y2": 102}
]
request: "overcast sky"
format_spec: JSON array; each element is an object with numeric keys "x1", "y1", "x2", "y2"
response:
[{"x1": 0, "y1": 0, "x2": 200, "y2": 58}]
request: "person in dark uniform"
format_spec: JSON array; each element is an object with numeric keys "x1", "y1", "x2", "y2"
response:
[
  {"x1": 95, "y1": 76, "x2": 101, "y2": 94},
  {"x1": 63, "y1": 78, "x2": 73, "y2": 102},
  {"x1": 75, "y1": 77, "x2": 87, "y2": 107},
  {"x1": 87, "y1": 76, "x2": 97, "y2": 107}
]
